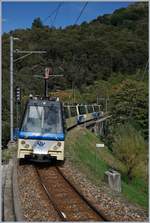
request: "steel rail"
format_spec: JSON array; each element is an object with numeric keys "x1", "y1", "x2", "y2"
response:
[
  {"x1": 56, "y1": 166, "x2": 110, "y2": 221},
  {"x1": 36, "y1": 166, "x2": 109, "y2": 221},
  {"x1": 35, "y1": 167, "x2": 67, "y2": 221}
]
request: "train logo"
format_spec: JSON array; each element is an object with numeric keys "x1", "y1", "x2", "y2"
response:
[{"x1": 33, "y1": 141, "x2": 45, "y2": 148}]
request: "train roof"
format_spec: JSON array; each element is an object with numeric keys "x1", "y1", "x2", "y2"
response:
[{"x1": 27, "y1": 98, "x2": 61, "y2": 107}]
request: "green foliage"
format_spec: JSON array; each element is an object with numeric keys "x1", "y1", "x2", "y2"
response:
[
  {"x1": 122, "y1": 180, "x2": 148, "y2": 208},
  {"x1": 112, "y1": 123, "x2": 147, "y2": 180},
  {"x1": 65, "y1": 127, "x2": 110, "y2": 182},
  {"x1": 32, "y1": 17, "x2": 44, "y2": 29},
  {"x1": 2, "y1": 2, "x2": 148, "y2": 145},
  {"x1": 66, "y1": 127, "x2": 148, "y2": 208},
  {"x1": 110, "y1": 78, "x2": 148, "y2": 140}
]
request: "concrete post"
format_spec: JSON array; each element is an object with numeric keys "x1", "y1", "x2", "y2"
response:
[{"x1": 104, "y1": 169, "x2": 121, "y2": 192}]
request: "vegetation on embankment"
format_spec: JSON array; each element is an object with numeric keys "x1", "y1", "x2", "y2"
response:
[
  {"x1": 2, "y1": 146, "x2": 17, "y2": 163},
  {"x1": 65, "y1": 127, "x2": 148, "y2": 208}
]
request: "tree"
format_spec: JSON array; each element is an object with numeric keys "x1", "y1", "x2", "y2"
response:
[
  {"x1": 2, "y1": 2, "x2": 148, "y2": 146},
  {"x1": 112, "y1": 124, "x2": 147, "y2": 181},
  {"x1": 32, "y1": 17, "x2": 44, "y2": 29},
  {"x1": 110, "y1": 79, "x2": 148, "y2": 140}
]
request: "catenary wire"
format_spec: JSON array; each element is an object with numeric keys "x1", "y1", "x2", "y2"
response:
[
  {"x1": 43, "y1": 2, "x2": 63, "y2": 24},
  {"x1": 74, "y1": 2, "x2": 88, "y2": 25},
  {"x1": 51, "y1": 3, "x2": 63, "y2": 27}
]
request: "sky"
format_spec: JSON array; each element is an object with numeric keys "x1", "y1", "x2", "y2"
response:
[{"x1": 2, "y1": 1, "x2": 135, "y2": 33}]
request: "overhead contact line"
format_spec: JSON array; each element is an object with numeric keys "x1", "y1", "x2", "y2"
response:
[
  {"x1": 43, "y1": 2, "x2": 63, "y2": 25},
  {"x1": 74, "y1": 2, "x2": 88, "y2": 25},
  {"x1": 51, "y1": 3, "x2": 63, "y2": 27}
]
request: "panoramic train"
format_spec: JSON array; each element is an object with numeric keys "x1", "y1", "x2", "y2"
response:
[
  {"x1": 64, "y1": 104, "x2": 103, "y2": 129},
  {"x1": 17, "y1": 97, "x2": 65, "y2": 162},
  {"x1": 17, "y1": 95, "x2": 103, "y2": 163}
]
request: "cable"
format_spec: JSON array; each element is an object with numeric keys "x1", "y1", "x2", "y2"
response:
[
  {"x1": 43, "y1": 8, "x2": 58, "y2": 23},
  {"x1": 74, "y1": 2, "x2": 88, "y2": 25},
  {"x1": 43, "y1": 2, "x2": 63, "y2": 24},
  {"x1": 51, "y1": 3, "x2": 63, "y2": 27}
]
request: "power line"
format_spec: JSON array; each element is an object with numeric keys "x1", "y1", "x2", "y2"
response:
[
  {"x1": 74, "y1": 2, "x2": 88, "y2": 25},
  {"x1": 51, "y1": 3, "x2": 63, "y2": 27},
  {"x1": 43, "y1": 2, "x2": 63, "y2": 25},
  {"x1": 43, "y1": 8, "x2": 59, "y2": 23},
  {"x1": 43, "y1": 3, "x2": 61, "y2": 23}
]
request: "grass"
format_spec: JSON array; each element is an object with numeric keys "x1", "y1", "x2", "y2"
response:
[
  {"x1": 122, "y1": 180, "x2": 148, "y2": 207},
  {"x1": 65, "y1": 127, "x2": 148, "y2": 209},
  {"x1": 2, "y1": 146, "x2": 17, "y2": 162}
]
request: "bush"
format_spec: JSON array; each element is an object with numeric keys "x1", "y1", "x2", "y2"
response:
[{"x1": 112, "y1": 123, "x2": 147, "y2": 180}]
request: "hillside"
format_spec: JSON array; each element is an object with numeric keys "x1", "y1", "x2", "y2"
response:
[
  {"x1": 65, "y1": 127, "x2": 148, "y2": 208},
  {"x1": 2, "y1": 2, "x2": 148, "y2": 144}
]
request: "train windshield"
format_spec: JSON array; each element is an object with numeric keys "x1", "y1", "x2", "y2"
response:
[{"x1": 21, "y1": 104, "x2": 63, "y2": 134}]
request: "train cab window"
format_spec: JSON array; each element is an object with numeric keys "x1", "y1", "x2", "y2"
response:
[{"x1": 21, "y1": 103, "x2": 63, "y2": 134}]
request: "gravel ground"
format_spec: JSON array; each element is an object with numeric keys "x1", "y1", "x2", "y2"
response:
[
  {"x1": 17, "y1": 159, "x2": 148, "y2": 222},
  {"x1": 59, "y1": 159, "x2": 149, "y2": 222},
  {"x1": 17, "y1": 164, "x2": 61, "y2": 221}
]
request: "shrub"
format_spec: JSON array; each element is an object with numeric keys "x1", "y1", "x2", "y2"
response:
[{"x1": 112, "y1": 123, "x2": 147, "y2": 180}]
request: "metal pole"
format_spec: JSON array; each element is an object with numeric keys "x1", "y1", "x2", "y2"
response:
[
  {"x1": 74, "y1": 87, "x2": 75, "y2": 104},
  {"x1": 72, "y1": 82, "x2": 73, "y2": 104},
  {"x1": 95, "y1": 146, "x2": 97, "y2": 173},
  {"x1": 44, "y1": 79, "x2": 48, "y2": 97},
  {"x1": 10, "y1": 36, "x2": 13, "y2": 141},
  {"x1": 16, "y1": 103, "x2": 18, "y2": 129}
]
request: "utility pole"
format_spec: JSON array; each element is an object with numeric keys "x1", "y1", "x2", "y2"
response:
[
  {"x1": 96, "y1": 96, "x2": 109, "y2": 113},
  {"x1": 44, "y1": 67, "x2": 52, "y2": 97},
  {"x1": 10, "y1": 36, "x2": 19, "y2": 141},
  {"x1": 9, "y1": 35, "x2": 46, "y2": 141},
  {"x1": 44, "y1": 67, "x2": 63, "y2": 97},
  {"x1": 34, "y1": 67, "x2": 63, "y2": 97},
  {"x1": 72, "y1": 82, "x2": 76, "y2": 104},
  {"x1": 10, "y1": 36, "x2": 13, "y2": 141}
]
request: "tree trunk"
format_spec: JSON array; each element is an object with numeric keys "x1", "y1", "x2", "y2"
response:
[{"x1": 127, "y1": 167, "x2": 133, "y2": 181}]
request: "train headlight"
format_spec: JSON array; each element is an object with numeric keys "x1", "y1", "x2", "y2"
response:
[
  {"x1": 54, "y1": 146, "x2": 58, "y2": 150},
  {"x1": 57, "y1": 142, "x2": 61, "y2": 147},
  {"x1": 24, "y1": 144, "x2": 30, "y2": 148},
  {"x1": 21, "y1": 140, "x2": 25, "y2": 145}
]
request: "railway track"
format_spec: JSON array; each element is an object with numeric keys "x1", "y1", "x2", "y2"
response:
[{"x1": 35, "y1": 165, "x2": 108, "y2": 221}]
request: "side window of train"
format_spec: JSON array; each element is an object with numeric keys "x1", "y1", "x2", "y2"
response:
[
  {"x1": 70, "y1": 106, "x2": 77, "y2": 117},
  {"x1": 64, "y1": 106, "x2": 69, "y2": 119},
  {"x1": 78, "y1": 106, "x2": 86, "y2": 115},
  {"x1": 94, "y1": 105, "x2": 99, "y2": 112},
  {"x1": 87, "y1": 105, "x2": 93, "y2": 113}
]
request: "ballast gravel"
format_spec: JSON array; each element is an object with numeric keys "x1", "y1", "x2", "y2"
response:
[
  {"x1": 17, "y1": 164, "x2": 61, "y2": 221},
  {"x1": 59, "y1": 159, "x2": 148, "y2": 222},
  {"x1": 17, "y1": 161, "x2": 148, "y2": 222}
]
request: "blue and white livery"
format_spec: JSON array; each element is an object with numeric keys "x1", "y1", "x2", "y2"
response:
[{"x1": 18, "y1": 97, "x2": 65, "y2": 162}]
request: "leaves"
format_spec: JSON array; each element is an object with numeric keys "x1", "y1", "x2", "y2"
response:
[
  {"x1": 2, "y1": 2, "x2": 148, "y2": 144},
  {"x1": 112, "y1": 123, "x2": 147, "y2": 180}
]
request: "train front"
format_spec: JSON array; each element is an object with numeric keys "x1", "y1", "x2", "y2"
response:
[{"x1": 18, "y1": 98, "x2": 65, "y2": 162}]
